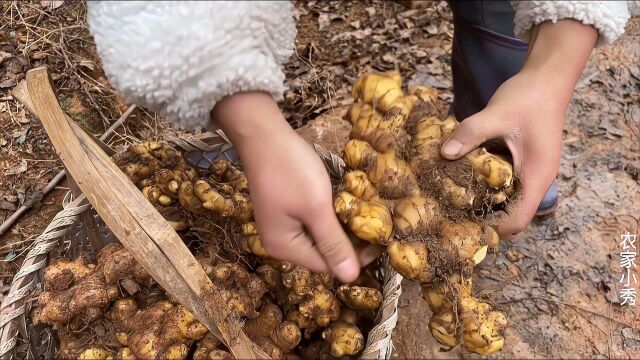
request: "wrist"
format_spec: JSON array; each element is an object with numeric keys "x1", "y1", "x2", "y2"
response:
[
  {"x1": 520, "y1": 20, "x2": 597, "y2": 105},
  {"x1": 516, "y1": 68, "x2": 572, "y2": 112},
  {"x1": 210, "y1": 92, "x2": 295, "y2": 157}
]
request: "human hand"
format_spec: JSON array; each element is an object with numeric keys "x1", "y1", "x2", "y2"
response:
[
  {"x1": 441, "y1": 72, "x2": 563, "y2": 239},
  {"x1": 212, "y1": 92, "x2": 378, "y2": 282},
  {"x1": 440, "y1": 20, "x2": 597, "y2": 239}
]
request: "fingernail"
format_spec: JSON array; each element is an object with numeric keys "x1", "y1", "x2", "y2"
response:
[
  {"x1": 334, "y1": 257, "x2": 359, "y2": 283},
  {"x1": 442, "y1": 139, "x2": 463, "y2": 157}
]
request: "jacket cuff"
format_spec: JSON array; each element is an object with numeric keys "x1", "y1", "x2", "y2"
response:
[{"x1": 511, "y1": 1, "x2": 631, "y2": 47}]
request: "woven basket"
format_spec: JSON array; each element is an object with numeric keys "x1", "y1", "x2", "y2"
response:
[{"x1": 0, "y1": 132, "x2": 403, "y2": 359}]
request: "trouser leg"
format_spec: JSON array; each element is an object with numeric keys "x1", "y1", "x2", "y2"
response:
[{"x1": 448, "y1": 0, "x2": 528, "y2": 120}]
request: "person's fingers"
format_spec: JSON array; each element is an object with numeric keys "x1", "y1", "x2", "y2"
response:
[
  {"x1": 260, "y1": 227, "x2": 330, "y2": 274},
  {"x1": 305, "y1": 205, "x2": 360, "y2": 283},
  {"x1": 355, "y1": 243, "x2": 384, "y2": 267},
  {"x1": 440, "y1": 108, "x2": 506, "y2": 160},
  {"x1": 494, "y1": 165, "x2": 555, "y2": 240}
]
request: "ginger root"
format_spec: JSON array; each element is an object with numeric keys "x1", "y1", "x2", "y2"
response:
[
  {"x1": 335, "y1": 71, "x2": 514, "y2": 355},
  {"x1": 194, "y1": 180, "x2": 252, "y2": 221},
  {"x1": 321, "y1": 309, "x2": 365, "y2": 358},
  {"x1": 205, "y1": 262, "x2": 268, "y2": 318},
  {"x1": 336, "y1": 285, "x2": 382, "y2": 311},
  {"x1": 118, "y1": 143, "x2": 254, "y2": 222},
  {"x1": 392, "y1": 195, "x2": 440, "y2": 236},
  {"x1": 277, "y1": 263, "x2": 341, "y2": 327},
  {"x1": 33, "y1": 244, "x2": 149, "y2": 329},
  {"x1": 77, "y1": 348, "x2": 112, "y2": 360},
  {"x1": 387, "y1": 240, "x2": 433, "y2": 283},
  {"x1": 107, "y1": 298, "x2": 209, "y2": 360},
  {"x1": 209, "y1": 158, "x2": 249, "y2": 192},
  {"x1": 193, "y1": 332, "x2": 233, "y2": 360},
  {"x1": 241, "y1": 222, "x2": 269, "y2": 257},
  {"x1": 39, "y1": 231, "x2": 376, "y2": 359},
  {"x1": 244, "y1": 303, "x2": 302, "y2": 358},
  {"x1": 343, "y1": 141, "x2": 418, "y2": 199},
  {"x1": 422, "y1": 275, "x2": 508, "y2": 355},
  {"x1": 298, "y1": 288, "x2": 341, "y2": 328},
  {"x1": 334, "y1": 171, "x2": 392, "y2": 245},
  {"x1": 116, "y1": 141, "x2": 184, "y2": 183}
]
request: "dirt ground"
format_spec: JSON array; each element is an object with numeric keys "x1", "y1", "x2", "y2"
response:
[{"x1": 0, "y1": 1, "x2": 639, "y2": 359}]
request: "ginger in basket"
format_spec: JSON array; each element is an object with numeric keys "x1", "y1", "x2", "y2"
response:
[
  {"x1": 203, "y1": 261, "x2": 268, "y2": 318},
  {"x1": 36, "y1": 235, "x2": 384, "y2": 359},
  {"x1": 116, "y1": 142, "x2": 254, "y2": 228},
  {"x1": 32, "y1": 243, "x2": 149, "y2": 330},
  {"x1": 107, "y1": 298, "x2": 209, "y2": 359}
]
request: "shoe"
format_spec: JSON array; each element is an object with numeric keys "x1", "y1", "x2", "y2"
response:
[{"x1": 535, "y1": 181, "x2": 558, "y2": 216}]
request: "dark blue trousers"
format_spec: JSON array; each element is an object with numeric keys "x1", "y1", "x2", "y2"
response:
[{"x1": 449, "y1": 0, "x2": 528, "y2": 120}]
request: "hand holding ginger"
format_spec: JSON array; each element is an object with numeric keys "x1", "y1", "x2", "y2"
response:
[{"x1": 441, "y1": 20, "x2": 597, "y2": 239}]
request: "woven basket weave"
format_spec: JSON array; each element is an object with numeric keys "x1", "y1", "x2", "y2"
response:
[{"x1": 0, "y1": 133, "x2": 403, "y2": 359}]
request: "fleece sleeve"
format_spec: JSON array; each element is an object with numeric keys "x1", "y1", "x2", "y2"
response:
[
  {"x1": 87, "y1": 1, "x2": 297, "y2": 130},
  {"x1": 511, "y1": 1, "x2": 633, "y2": 47}
]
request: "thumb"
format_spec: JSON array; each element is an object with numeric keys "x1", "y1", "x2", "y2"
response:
[
  {"x1": 305, "y1": 206, "x2": 360, "y2": 283},
  {"x1": 441, "y1": 109, "x2": 504, "y2": 160}
]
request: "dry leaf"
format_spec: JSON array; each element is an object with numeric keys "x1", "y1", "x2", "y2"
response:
[
  {"x1": 15, "y1": 189, "x2": 25, "y2": 207},
  {"x1": 16, "y1": 109, "x2": 29, "y2": 124},
  {"x1": 352, "y1": 28, "x2": 372, "y2": 40},
  {"x1": 425, "y1": 24, "x2": 439, "y2": 35},
  {"x1": 0, "y1": 51, "x2": 12, "y2": 65},
  {"x1": 365, "y1": 6, "x2": 376, "y2": 17},
  {"x1": 31, "y1": 51, "x2": 49, "y2": 60},
  {"x1": 415, "y1": 49, "x2": 428, "y2": 58},
  {"x1": 331, "y1": 28, "x2": 372, "y2": 42},
  {"x1": 78, "y1": 60, "x2": 96, "y2": 72},
  {"x1": 399, "y1": 9, "x2": 419, "y2": 18},
  {"x1": 382, "y1": 52, "x2": 396, "y2": 63},
  {"x1": 0, "y1": 138, "x2": 7, "y2": 147},
  {"x1": 409, "y1": 71, "x2": 452, "y2": 89},
  {"x1": 0, "y1": 200, "x2": 16, "y2": 211},
  {"x1": 0, "y1": 79, "x2": 17, "y2": 89},
  {"x1": 5, "y1": 159, "x2": 27, "y2": 176},
  {"x1": 622, "y1": 328, "x2": 640, "y2": 342},
  {"x1": 12, "y1": 126, "x2": 29, "y2": 144},
  {"x1": 40, "y1": 0, "x2": 64, "y2": 9},
  {"x1": 318, "y1": 12, "x2": 330, "y2": 30},
  {"x1": 598, "y1": 117, "x2": 626, "y2": 138},
  {"x1": 399, "y1": 29, "x2": 413, "y2": 39},
  {"x1": 3, "y1": 194, "x2": 18, "y2": 203},
  {"x1": 318, "y1": 13, "x2": 344, "y2": 31},
  {"x1": 350, "y1": 20, "x2": 361, "y2": 29}
]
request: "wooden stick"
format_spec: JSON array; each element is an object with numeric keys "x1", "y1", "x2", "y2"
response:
[{"x1": 0, "y1": 83, "x2": 136, "y2": 236}]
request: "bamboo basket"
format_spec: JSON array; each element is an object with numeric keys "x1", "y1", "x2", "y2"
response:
[{"x1": 0, "y1": 70, "x2": 403, "y2": 359}]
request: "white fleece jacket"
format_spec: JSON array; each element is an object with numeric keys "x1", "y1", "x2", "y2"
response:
[{"x1": 87, "y1": 1, "x2": 636, "y2": 130}]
